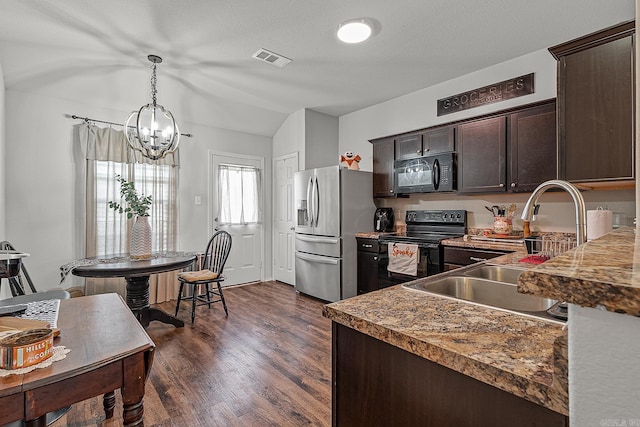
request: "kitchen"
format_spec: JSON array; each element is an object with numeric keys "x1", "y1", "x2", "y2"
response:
[{"x1": 0, "y1": 1, "x2": 638, "y2": 426}]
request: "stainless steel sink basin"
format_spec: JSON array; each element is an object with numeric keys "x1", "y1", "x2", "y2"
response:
[
  {"x1": 462, "y1": 265, "x2": 523, "y2": 284},
  {"x1": 403, "y1": 264, "x2": 561, "y2": 321}
]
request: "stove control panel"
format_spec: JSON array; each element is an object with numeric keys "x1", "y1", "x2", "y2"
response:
[{"x1": 405, "y1": 210, "x2": 467, "y2": 225}]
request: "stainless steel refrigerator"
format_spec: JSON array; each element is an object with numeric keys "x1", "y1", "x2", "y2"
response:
[{"x1": 294, "y1": 165, "x2": 375, "y2": 302}]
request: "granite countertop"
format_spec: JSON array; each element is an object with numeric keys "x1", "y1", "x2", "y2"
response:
[
  {"x1": 355, "y1": 231, "x2": 397, "y2": 239},
  {"x1": 518, "y1": 227, "x2": 640, "y2": 317},
  {"x1": 323, "y1": 254, "x2": 569, "y2": 415},
  {"x1": 442, "y1": 235, "x2": 525, "y2": 252}
]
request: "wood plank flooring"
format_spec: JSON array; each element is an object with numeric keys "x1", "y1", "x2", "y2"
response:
[{"x1": 58, "y1": 281, "x2": 332, "y2": 426}]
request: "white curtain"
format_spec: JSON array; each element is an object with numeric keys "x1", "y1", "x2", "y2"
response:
[
  {"x1": 78, "y1": 123, "x2": 180, "y2": 303},
  {"x1": 218, "y1": 164, "x2": 261, "y2": 225}
]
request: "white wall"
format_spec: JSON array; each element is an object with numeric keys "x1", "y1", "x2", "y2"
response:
[
  {"x1": 338, "y1": 48, "x2": 636, "y2": 233},
  {"x1": 273, "y1": 108, "x2": 305, "y2": 169},
  {"x1": 569, "y1": 305, "x2": 640, "y2": 426},
  {"x1": 273, "y1": 108, "x2": 340, "y2": 171},
  {"x1": 4, "y1": 89, "x2": 272, "y2": 290},
  {"x1": 304, "y1": 109, "x2": 338, "y2": 170},
  {"x1": 0, "y1": 62, "x2": 5, "y2": 240}
]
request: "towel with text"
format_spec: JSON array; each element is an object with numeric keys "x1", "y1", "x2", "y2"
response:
[{"x1": 387, "y1": 243, "x2": 418, "y2": 276}]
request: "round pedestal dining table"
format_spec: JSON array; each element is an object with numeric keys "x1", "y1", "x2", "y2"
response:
[{"x1": 71, "y1": 254, "x2": 197, "y2": 328}]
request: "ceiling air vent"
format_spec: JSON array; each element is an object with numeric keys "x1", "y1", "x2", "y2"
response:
[{"x1": 252, "y1": 48, "x2": 292, "y2": 68}]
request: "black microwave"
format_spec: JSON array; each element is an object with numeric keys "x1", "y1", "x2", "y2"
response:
[{"x1": 394, "y1": 152, "x2": 456, "y2": 194}]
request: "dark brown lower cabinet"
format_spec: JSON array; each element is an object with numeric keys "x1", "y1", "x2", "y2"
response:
[{"x1": 332, "y1": 323, "x2": 568, "y2": 427}]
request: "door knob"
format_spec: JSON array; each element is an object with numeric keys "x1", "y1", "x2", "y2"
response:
[{"x1": 290, "y1": 227, "x2": 295, "y2": 231}]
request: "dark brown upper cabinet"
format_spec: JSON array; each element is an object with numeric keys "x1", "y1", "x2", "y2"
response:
[
  {"x1": 371, "y1": 137, "x2": 396, "y2": 197},
  {"x1": 394, "y1": 133, "x2": 423, "y2": 160},
  {"x1": 458, "y1": 116, "x2": 507, "y2": 193},
  {"x1": 508, "y1": 101, "x2": 557, "y2": 192},
  {"x1": 458, "y1": 100, "x2": 557, "y2": 194},
  {"x1": 395, "y1": 126, "x2": 455, "y2": 160},
  {"x1": 549, "y1": 21, "x2": 635, "y2": 186}
]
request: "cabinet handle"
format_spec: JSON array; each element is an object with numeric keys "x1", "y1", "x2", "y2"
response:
[
  {"x1": 499, "y1": 183, "x2": 505, "y2": 188},
  {"x1": 390, "y1": 189, "x2": 394, "y2": 193},
  {"x1": 416, "y1": 149, "x2": 421, "y2": 153},
  {"x1": 362, "y1": 244, "x2": 373, "y2": 248},
  {"x1": 511, "y1": 182, "x2": 516, "y2": 188},
  {"x1": 373, "y1": 256, "x2": 378, "y2": 261},
  {"x1": 469, "y1": 256, "x2": 487, "y2": 262}
]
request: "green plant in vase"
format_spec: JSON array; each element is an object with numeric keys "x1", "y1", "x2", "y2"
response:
[
  {"x1": 108, "y1": 175, "x2": 152, "y2": 218},
  {"x1": 109, "y1": 175, "x2": 153, "y2": 258}
]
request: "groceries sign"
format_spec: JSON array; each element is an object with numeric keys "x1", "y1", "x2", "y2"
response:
[{"x1": 437, "y1": 73, "x2": 534, "y2": 116}]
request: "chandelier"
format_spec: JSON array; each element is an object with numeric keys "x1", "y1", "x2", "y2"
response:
[{"x1": 125, "y1": 54, "x2": 180, "y2": 160}]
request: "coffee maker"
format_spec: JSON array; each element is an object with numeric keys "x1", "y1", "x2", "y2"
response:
[{"x1": 374, "y1": 208, "x2": 395, "y2": 232}]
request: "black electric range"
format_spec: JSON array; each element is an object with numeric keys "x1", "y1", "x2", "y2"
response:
[{"x1": 378, "y1": 209, "x2": 467, "y2": 282}]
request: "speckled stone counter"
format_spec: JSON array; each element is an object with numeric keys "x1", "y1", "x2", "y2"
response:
[
  {"x1": 355, "y1": 231, "x2": 396, "y2": 239},
  {"x1": 323, "y1": 280, "x2": 568, "y2": 415},
  {"x1": 442, "y1": 235, "x2": 525, "y2": 252},
  {"x1": 518, "y1": 227, "x2": 640, "y2": 317}
]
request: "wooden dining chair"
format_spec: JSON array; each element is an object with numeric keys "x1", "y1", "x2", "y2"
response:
[{"x1": 175, "y1": 231, "x2": 232, "y2": 324}]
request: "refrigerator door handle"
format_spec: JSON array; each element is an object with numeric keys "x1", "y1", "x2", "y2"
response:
[
  {"x1": 313, "y1": 176, "x2": 320, "y2": 227},
  {"x1": 296, "y1": 235, "x2": 340, "y2": 244},
  {"x1": 295, "y1": 252, "x2": 339, "y2": 265},
  {"x1": 306, "y1": 176, "x2": 314, "y2": 226}
]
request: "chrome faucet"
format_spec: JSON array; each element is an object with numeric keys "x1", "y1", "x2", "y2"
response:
[{"x1": 521, "y1": 179, "x2": 587, "y2": 245}]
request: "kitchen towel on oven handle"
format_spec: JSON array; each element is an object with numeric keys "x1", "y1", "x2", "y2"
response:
[{"x1": 387, "y1": 243, "x2": 419, "y2": 276}]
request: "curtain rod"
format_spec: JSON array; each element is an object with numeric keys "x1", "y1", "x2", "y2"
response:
[{"x1": 67, "y1": 114, "x2": 193, "y2": 138}]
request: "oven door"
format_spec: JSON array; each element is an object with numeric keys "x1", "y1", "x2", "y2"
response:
[{"x1": 382, "y1": 241, "x2": 442, "y2": 284}]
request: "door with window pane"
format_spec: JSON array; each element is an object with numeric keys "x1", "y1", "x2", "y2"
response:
[{"x1": 211, "y1": 153, "x2": 263, "y2": 285}]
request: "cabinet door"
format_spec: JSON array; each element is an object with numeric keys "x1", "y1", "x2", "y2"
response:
[
  {"x1": 357, "y1": 251, "x2": 380, "y2": 295},
  {"x1": 443, "y1": 247, "x2": 509, "y2": 266},
  {"x1": 457, "y1": 117, "x2": 507, "y2": 193},
  {"x1": 372, "y1": 138, "x2": 395, "y2": 197},
  {"x1": 554, "y1": 25, "x2": 634, "y2": 182},
  {"x1": 395, "y1": 133, "x2": 423, "y2": 160},
  {"x1": 424, "y1": 126, "x2": 455, "y2": 155},
  {"x1": 509, "y1": 102, "x2": 557, "y2": 192}
]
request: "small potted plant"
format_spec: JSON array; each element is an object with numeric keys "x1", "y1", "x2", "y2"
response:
[{"x1": 109, "y1": 175, "x2": 153, "y2": 259}]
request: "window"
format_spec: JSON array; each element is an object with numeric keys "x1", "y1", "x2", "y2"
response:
[
  {"x1": 79, "y1": 123, "x2": 180, "y2": 303},
  {"x1": 217, "y1": 164, "x2": 261, "y2": 225},
  {"x1": 93, "y1": 161, "x2": 177, "y2": 255}
]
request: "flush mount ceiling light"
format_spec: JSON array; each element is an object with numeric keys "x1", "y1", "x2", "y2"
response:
[
  {"x1": 125, "y1": 54, "x2": 179, "y2": 160},
  {"x1": 337, "y1": 18, "x2": 374, "y2": 44}
]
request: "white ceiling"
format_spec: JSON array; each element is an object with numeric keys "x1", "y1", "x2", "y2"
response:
[{"x1": 0, "y1": 0, "x2": 635, "y2": 137}]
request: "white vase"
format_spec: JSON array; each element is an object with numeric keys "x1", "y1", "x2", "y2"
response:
[{"x1": 130, "y1": 216, "x2": 152, "y2": 259}]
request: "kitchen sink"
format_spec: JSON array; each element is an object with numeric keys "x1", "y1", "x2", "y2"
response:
[
  {"x1": 403, "y1": 264, "x2": 561, "y2": 321},
  {"x1": 461, "y1": 265, "x2": 524, "y2": 285}
]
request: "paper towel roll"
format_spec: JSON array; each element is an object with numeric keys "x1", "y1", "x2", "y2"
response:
[{"x1": 587, "y1": 209, "x2": 613, "y2": 240}]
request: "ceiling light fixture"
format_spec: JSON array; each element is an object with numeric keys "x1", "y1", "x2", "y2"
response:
[
  {"x1": 125, "y1": 54, "x2": 179, "y2": 160},
  {"x1": 337, "y1": 18, "x2": 373, "y2": 44}
]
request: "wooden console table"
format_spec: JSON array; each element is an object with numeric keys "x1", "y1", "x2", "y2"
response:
[{"x1": 0, "y1": 294, "x2": 155, "y2": 426}]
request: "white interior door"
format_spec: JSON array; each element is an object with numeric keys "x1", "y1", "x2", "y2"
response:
[
  {"x1": 273, "y1": 153, "x2": 298, "y2": 285},
  {"x1": 211, "y1": 152, "x2": 264, "y2": 286}
]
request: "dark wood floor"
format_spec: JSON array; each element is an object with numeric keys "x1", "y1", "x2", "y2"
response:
[{"x1": 59, "y1": 281, "x2": 332, "y2": 426}]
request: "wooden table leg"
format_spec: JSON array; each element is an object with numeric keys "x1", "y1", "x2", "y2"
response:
[
  {"x1": 125, "y1": 276, "x2": 184, "y2": 328},
  {"x1": 122, "y1": 353, "x2": 147, "y2": 427},
  {"x1": 104, "y1": 391, "x2": 116, "y2": 419}
]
